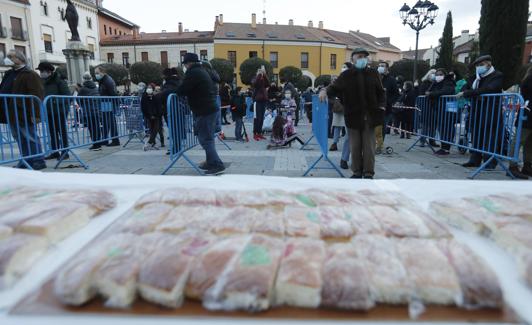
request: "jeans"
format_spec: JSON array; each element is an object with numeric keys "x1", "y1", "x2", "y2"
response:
[
  {"x1": 196, "y1": 112, "x2": 224, "y2": 168},
  {"x1": 101, "y1": 111, "x2": 119, "y2": 144},
  {"x1": 332, "y1": 126, "x2": 343, "y2": 144},
  {"x1": 253, "y1": 101, "x2": 267, "y2": 135},
  {"x1": 215, "y1": 106, "x2": 222, "y2": 134},
  {"x1": 235, "y1": 117, "x2": 244, "y2": 140},
  {"x1": 341, "y1": 136, "x2": 350, "y2": 162},
  {"x1": 9, "y1": 119, "x2": 45, "y2": 166}
]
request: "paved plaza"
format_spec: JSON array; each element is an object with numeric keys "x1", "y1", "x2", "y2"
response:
[{"x1": 16, "y1": 118, "x2": 517, "y2": 181}]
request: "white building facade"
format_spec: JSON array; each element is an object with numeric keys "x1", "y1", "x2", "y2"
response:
[
  {"x1": 29, "y1": 0, "x2": 100, "y2": 66},
  {"x1": 0, "y1": 0, "x2": 34, "y2": 68}
]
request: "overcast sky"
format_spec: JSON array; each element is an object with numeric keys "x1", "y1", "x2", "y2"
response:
[{"x1": 102, "y1": 0, "x2": 526, "y2": 51}]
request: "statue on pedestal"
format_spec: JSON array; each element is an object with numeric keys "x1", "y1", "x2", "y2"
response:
[{"x1": 65, "y1": 0, "x2": 80, "y2": 41}]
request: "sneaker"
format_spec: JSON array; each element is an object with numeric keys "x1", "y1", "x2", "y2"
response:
[
  {"x1": 350, "y1": 174, "x2": 363, "y2": 179},
  {"x1": 205, "y1": 165, "x2": 226, "y2": 176},
  {"x1": 31, "y1": 162, "x2": 47, "y2": 170},
  {"x1": 254, "y1": 134, "x2": 261, "y2": 141},
  {"x1": 340, "y1": 160, "x2": 349, "y2": 170},
  {"x1": 45, "y1": 152, "x2": 60, "y2": 160},
  {"x1": 434, "y1": 149, "x2": 449, "y2": 156},
  {"x1": 259, "y1": 134, "x2": 267, "y2": 140},
  {"x1": 89, "y1": 145, "x2": 102, "y2": 151},
  {"x1": 462, "y1": 161, "x2": 481, "y2": 168},
  {"x1": 59, "y1": 153, "x2": 70, "y2": 160},
  {"x1": 151, "y1": 144, "x2": 160, "y2": 150},
  {"x1": 143, "y1": 144, "x2": 152, "y2": 151},
  {"x1": 106, "y1": 141, "x2": 120, "y2": 147},
  {"x1": 329, "y1": 143, "x2": 338, "y2": 152},
  {"x1": 508, "y1": 166, "x2": 529, "y2": 180},
  {"x1": 429, "y1": 140, "x2": 440, "y2": 148},
  {"x1": 198, "y1": 161, "x2": 209, "y2": 170},
  {"x1": 363, "y1": 174, "x2": 374, "y2": 179}
]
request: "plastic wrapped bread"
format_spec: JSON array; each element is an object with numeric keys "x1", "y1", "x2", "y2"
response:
[
  {"x1": 396, "y1": 206, "x2": 451, "y2": 238},
  {"x1": 0, "y1": 201, "x2": 75, "y2": 229},
  {"x1": 212, "y1": 207, "x2": 257, "y2": 235},
  {"x1": 352, "y1": 235, "x2": 411, "y2": 304},
  {"x1": 357, "y1": 189, "x2": 409, "y2": 207},
  {"x1": 50, "y1": 190, "x2": 116, "y2": 213},
  {"x1": 16, "y1": 202, "x2": 95, "y2": 243},
  {"x1": 54, "y1": 233, "x2": 137, "y2": 306},
  {"x1": 523, "y1": 253, "x2": 532, "y2": 288},
  {"x1": 157, "y1": 206, "x2": 221, "y2": 234},
  {"x1": 429, "y1": 199, "x2": 495, "y2": 234},
  {"x1": 487, "y1": 217, "x2": 532, "y2": 254},
  {"x1": 292, "y1": 191, "x2": 340, "y2": 207},
  {"x1": 216, "y1": 190, "x2": 296, "y2": 208},
  {"x1": 0, "y1": 225, "x2": 12, "y2": 240},
  {"x1": 203, "y1": 234, "x2": 284, "y2": 311},
  {"x1": 436, "y1": 239, "x2": 502, "y2": 308},
  {"x1": 186, "y1": 236, "x2": 250, "y2": 300},
  {"x1": 368, "y1": 206, "x2": 431, "y2": 238},
  {"x1": 251, "y1": 209, "x2": 285, "y2": 237},
  {"x1": 0, "y1": 234, "x2": 48, "y2": 289},
  {"x1": 343, "y1": 206, "x2": 383, "y2": 235},
  {"x1": 274, "y1": 238, "x2": 325, "y2": 308},
  {"x1": 465, "y1": 194, "x2": 532, "y2": 220},
  {"x1": 321, "y1": 243, "x2": 374, "y2": 310},
  {"x1": 395, "y1": 238, "x2": 462, "y2": 305},
  {"x1": 283, "y1": 207, "x2": 321, "y2": 238},
  {"x1": 135, "y1": 188, "x2": 217, "y2": 208},
  {"x1": 113, "y1": 203, "x2": 173, "y2": 235},
  {"x1": 317, "y1": 207, "x2": 354, "y2": 241}
]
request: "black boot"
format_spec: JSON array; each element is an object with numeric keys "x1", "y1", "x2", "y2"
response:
[
  {"x1": 522, "y1": 162, "x2": 532, "y2": 177},
  {"x1": 429, "y1": 140, "x2": 440, "y2": 148},
  {"x1": 508, "y1": 166, "x2": 529, "y2": 180}
]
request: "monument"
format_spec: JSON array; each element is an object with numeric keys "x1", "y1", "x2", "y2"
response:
[{"x1": 62, "y1": 0, "x2": 92, "y2": 85}]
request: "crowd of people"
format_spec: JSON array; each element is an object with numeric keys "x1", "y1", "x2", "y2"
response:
[{"x1": 1, "y1": 47, "x2": 531, "y2": 179}]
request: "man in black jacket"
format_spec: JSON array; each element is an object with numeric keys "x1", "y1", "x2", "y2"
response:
[
  {"x1": 78, "y1": 72, "x2": 102, "y2": 150},
  {"x1": 376, "y1": 61, "x2": 399, "y2": 153},
  {"x1": 320, "y1": 48, "x2": 385, "y2": 179},
  {"x1": 177, "y1": 53, "x2": 225, "y2": 175},
  {"x1": 426, "y1": 69, "x2": 456, "y2": 155},
  {"x1": 458, "y1": 55, "x2": 503, "y2": 168},
  {"x1": 95, "y1": 65, "x2": 120, "y2": 146}
]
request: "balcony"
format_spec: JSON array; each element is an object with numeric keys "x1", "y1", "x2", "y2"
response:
[
  {"x1": 11, "y1": 29, "x2": 28, "y2": 41},
  {"x1": 0, "y1": 27, "x2": 7, "y2": 38}
]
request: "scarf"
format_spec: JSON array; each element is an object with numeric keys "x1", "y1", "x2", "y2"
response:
[{"x1": 472, "y1": 66, "x2": 495, "y2": 90}]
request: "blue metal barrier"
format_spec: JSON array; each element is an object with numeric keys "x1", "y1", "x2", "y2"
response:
[
  {"x1": 215, "y1": 95, "x2": 231, "y2": 150},
  {"x1": 245, "y1": 97, "x2": 254, "y2": 120},
  {"x1": 42, "y1": 95, "x2": 143, "y2": 169},
  {"x1": 0, "y1": 94, "x2": 48, "y2": 169},
  {"x1": 406, "y1": 93, "x2": 526, "y2": 179},
  {"x1": 162, "y1": 94, "x2": 201, "y2": 175},
  {"x1": 303, "y1": 95, "x2": 344, "y2": 177}
]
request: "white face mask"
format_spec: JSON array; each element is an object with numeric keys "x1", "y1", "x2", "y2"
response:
[
  {"x1": 146, "y1": 88, "x2": 154, "y2": 95},
  {"x1": 414, "y1": 82, "x2": 419, "y2": 87},
  {"x1": 377, "y1": 66, "x2": 386, "y2": 74},
  {"x1": 285, "y1": 94, "x2": 291, "y2": 99},
  {"x1": 4, "y1": 57, "x2": 15, "y2": 66},
  {"x1": 40, "y1": 71, "x2": 51, "y2": 79},
  {"x1": 183, "y1": 67, "x2": 188, "y2": 74},
  {"x1": 435, "y1": 75, "x2": 444, "y2": 83}
]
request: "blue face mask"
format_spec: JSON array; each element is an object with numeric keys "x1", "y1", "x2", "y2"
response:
[
  {"x1": 355, "y1": 58, "x2": 368, "y2": 70},
  {"x1": 476, "y1": 65, "x2": 488, "y2": 76},
  {"x1": 95, "y1": 73, "x2": 103, "y2": 80}
]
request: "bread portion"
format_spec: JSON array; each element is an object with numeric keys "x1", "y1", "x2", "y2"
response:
[
  {"x1": 212, "y1": 208, "x2": 257, "y2": 236},
  {"x1": 251, "y1": 209, "x2": 285, "y2": 237},
  {"x1": 0, "y1": 225, "x2": 13, "y2": 240},
  {"x1": 113, "y1": 203, "x2": 173, "y2": 235},
  {"x1": 368, "y1": 205, "x2": 431, "y2": 238},
  {"x1": 343, "y1": 206, "x2": 383, "y2": 235},
  {"x1": 0, "y1": 234, "x2": 48, "y2": 289},
  {"x1": 395, "y1": 238, "x2": 462, "y2": 306},
  {"x1": 321, "y1": 243, "x2": 374, "y2": 310},
  {"x1": 51, "y1": 190, "x2": 116, "y2": 213},
  {"x1": 135, "y1": 188, "x2": 217, "y2": 208},
  {"x1": 157, "y1": 206, "x2": 220, "y2": 234},
  {"x1": 429, "y1": 199, "x2": 495, "y2": 234},
  {"x1": 317, "y1": 207, "x2": 354, "y2": 240},
  {"x1": 203, "y1": 234, "x2": 284, "y2": 311},
  {"x1": 283, "y1": 207, "x2": 321, "y2": 238},
  {"x1": 274, "y1": 238, "x2": 325, "y2": 308}
]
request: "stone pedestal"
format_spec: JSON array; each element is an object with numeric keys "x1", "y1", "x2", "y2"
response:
[{"x1": 63, "y1": 41, "x2": 92, "y2": 86}]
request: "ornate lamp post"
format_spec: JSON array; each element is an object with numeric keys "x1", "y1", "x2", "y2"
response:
[{"x1": 400, "y1": 1, "x2": 439, "y2": 81}]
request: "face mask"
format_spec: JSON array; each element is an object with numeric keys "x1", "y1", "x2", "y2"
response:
[
  {"x1": 285, "y1": 94, "x2": 291, "y2": 99},
  {"x1": 476, "y1": 65, "x2": 489, "y2": 76},
  {"x1": 435, "y1": 75, "x2": 444, "y2": 83},
  {"x1": 40, "y1": 72, "x2": 51, "y2": 79},
  {"x1": 430, "y1": 74, "x2": 436, "y2": 81},
  {"x1": 183, "y1": 67, "x2": 188, "y2": 74},
  {"x1": 377, "y1": 66, "x2": 386, "y2": 74},
  {"x1": 354, "y1": 58, "x2": 368, "y2": 70},
  {"x1": 414, "y1": 82, "x2": 419, "y2": 87},
  {"x1": 4, "y1": 58, "x2": 15, "y2": 66},
  {"x1": 146, "y1": 89, "x2": 154, "y2": 95},
  {"x1": 95, "y1": 73, "x2": 103, "y2": 80},
  {"x1": 403, "y1": 86, "x2": 408, "y2": 91}
]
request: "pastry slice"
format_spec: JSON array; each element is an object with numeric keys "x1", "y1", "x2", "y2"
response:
[
  {"x1": 0, "y1": 234, "x2": 48, "y2": 289},
  {"x1": 274, "y1": 238, "x2": 325, "y2": 308},
  {"x1": 157, "y1": 206, "x2": 220, "y2": 234},
  {"x1": 429, "y1": 199, "x2": 496, "y2": 234},
  {"x1": 135, "y1": 188, "x2": 217, "y2": 208},
  {"x1": 51, "y1": 190, "x2": 116, "y2": 213},
  {"x1": 203, "y1": 234, "x2": 284, "y2": 311},
  {"x1": 368, "y1": 205, "x2": 430, "y2": 238},
  {"x1": 321, "y1": 243, "x2": 374, "y2": 310},
  {"x1": 212, "y1": 207, "x2": 257, "y2": 236},
  {"x1": 216, "y1": 190, "x2": 296, "y2": 208},
  {"x1": 488, "y1": 217, "x2": 532, "y2": 255},
  {"x1": 0, "y1": 225, "x2": 13, "y2": 240},
  {"x1": 113, "y1": 203, "x2": 173, "y2": 235},
  {"x1": 317, "y1": 207, "x2": 354, "y2": 241},
  {"x1": 343, "y1": 206, "x2": 383, "y2": 235},
  {"x1": 283, "y1": 207, "x2": 321, "y2": 238},
  {"x1": 251, "y1": 209, "x2": 285, "y2": 237}
]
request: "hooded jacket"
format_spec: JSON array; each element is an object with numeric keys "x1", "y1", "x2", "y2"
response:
[
  {"x1": 78, "y1": 80, "x2": 100, "y2": 97},
  {"x1": 176, "y1": 63, "x2": 217, "y2": 116},
  {"x1": 42, "y1": 72, "x2": 71, "y2": 97}
]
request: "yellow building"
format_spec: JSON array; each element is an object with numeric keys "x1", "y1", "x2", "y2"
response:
[{"x1": 214, "y1": 14, "x2": 347, "y2": 87}]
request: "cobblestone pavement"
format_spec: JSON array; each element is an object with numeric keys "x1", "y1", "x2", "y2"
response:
[{"x1": 18, "y1": 117, "x2": 521, "y2": 181}]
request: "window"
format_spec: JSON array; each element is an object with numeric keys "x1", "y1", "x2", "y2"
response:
[
  {"x1": 88, "y1": 44, "x2": 95, "y2": 60},
  {"x1": 114, "y1": 28, "x2": 117, "y2": 35},
  {"x1": 10, "y1": 17, "x2": 24, "y2": 40},
  {"x1": 107, "y1": 53, "x2": 114, "y2": 63},
  {"x1": 122, "y1": 52, "x2": 129, "y2": 67},
  {"x1": 269, "y1": 52, "x2": 278, "y2": 68},
  {"x1": 272, "y1": 74, "x2": 279, "y2": 85},
  {"x1": 14, "y1": 45, "x2": 25, "y2": 57},
  {"x1": 228, "y1": 51, "x2": 236, "y2": 67},
  {"x1": 87, "y1": 17, "x2": 92, "y2": 29},
  {"x1": 330, "y1": 53, "x2": 337, "y2": 70},
  {"x1": 40, "y1": 1, "x2": 48, "y2": 16},
  {"x1": 141, "y1": 52, "x2": 148, "y2": 62},
  {"x1": 180, "y1": 50, "x2": 187, "y2": 63},
  {"x1": 0, "y1": 43, "x2": 6, "y2": 60},
  {"x1": 200, "y1": 50, "x2": 208, "y2": 61},
  {"x1": 108, "y1": 26, "x2": 112, "y2": 35},
  {"x1": 43, "y1": 33, "x2": 53, "y2": 53},
  {"x1": 249, "y1": 51, "x2": 258, "y2": 58},
  {"x1": 301, "y1": 52, "x2": 309, "y2": 69},
  {"x1": 119, "y1": 31, "x2": 122, "y2": 35},
  {"x1": 104, "y1": 24, "x2": 107, "y2": 35},
  {"x1": 161, "y1": 51, "x2": 168, "y2": 68}
]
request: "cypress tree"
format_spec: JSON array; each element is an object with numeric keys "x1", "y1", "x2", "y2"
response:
[
  {"x1": 479, "y1": 0, "x2": 529, "y2": 88},
  {"x1": 436, "y1": 11, "x2": 454, "y2": 72}
]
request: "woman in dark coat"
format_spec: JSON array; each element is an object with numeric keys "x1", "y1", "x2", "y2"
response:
[
  {"x1": 397, "y1": 81, "x2": 417, "y2": 139},
  {"x1": 141, "y1": 84, "x2": 163, "y2": 150},
  {"x1": 252, "y1": 69, "x2": 269, "y2": 140}
]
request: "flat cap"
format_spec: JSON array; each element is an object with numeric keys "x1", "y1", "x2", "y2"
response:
[
  {"x1": 351, "y1": 47, "x2": 370, "y2": 57},
  {"x1": 471, "y1": 55, "x2": 492, "y2": 67}
]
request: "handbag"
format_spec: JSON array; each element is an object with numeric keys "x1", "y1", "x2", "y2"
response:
[{"x1": 331, "y1": 99, "x2": 344, "y2": 114}]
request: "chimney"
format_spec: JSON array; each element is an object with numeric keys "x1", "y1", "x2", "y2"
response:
[
  {"x1": 219, "y1": 14, "x2": 224, "y2": 25},
  {"x1": 161, "y1": 30, "x2": 166, "y2": 33},
  {"x1": 178, "y1": 22, "x2": 183, "y2": 34},
  {"x1": 461, "y1": 30, "x2": 469, "y2": 38},
  {"x1": 215, "y1": 15, "x2": 220, "y2": 26},
  {"x1": 308, "y1": 20, "x2": 313, "y2": 28},
  {"x1": 318, "y1": 21, "x2": 324, "y2": 29},
  {"x1": 289, "y1": 19, "x2": 294, "y2": 26},
  {"x1": 133, "y1": 27, "x2": 139, "y2": 38},
  {"x1": 252, "y1": 13, "x2": 257, "y2": 28},
  {"x1": 263, "y1": 17, "x2": 267, "y2": 24}
]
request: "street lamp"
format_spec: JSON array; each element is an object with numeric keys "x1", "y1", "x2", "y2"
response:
[{"x1": 399, "y1": 1, "x2": 439, "y2": 81}]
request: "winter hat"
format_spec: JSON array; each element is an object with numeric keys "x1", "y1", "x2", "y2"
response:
[{"x1": 82, "y1": 72, "x2": 92, "y2": 81}]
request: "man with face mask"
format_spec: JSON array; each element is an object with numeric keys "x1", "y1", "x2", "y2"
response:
[
  {"x1": 95, "y1": 65, "x2": 120, "y2": 147},
  {"x1": 319, "y1": 48, "x2": 385, "y2": 179},
  {"x1": 0, "y1": 50, "x2": 47, "y2": 170},
  {"x1": 37, "y1": 61, "x2": 72, "y2": 160},
  {"x1": 376, "y1": 61, "x2": 399, "y2": 153},
  {"x1": 177, "y1": 53, "x2": 225, "y2": 175},
  {"x1": 458, "y1": 55, "x2": 503, "y2": 169}
]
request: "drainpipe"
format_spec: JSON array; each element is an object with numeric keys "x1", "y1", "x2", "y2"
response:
[
  {"x1": 262, "y1": 39, "x2": 265, "y2": 59},
  {"x1": 133, "y1": 44, "x2": 137, "y2": 63},
  {"x1": 319, "y1": 42, "x2": 323, "y2": 76}
]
